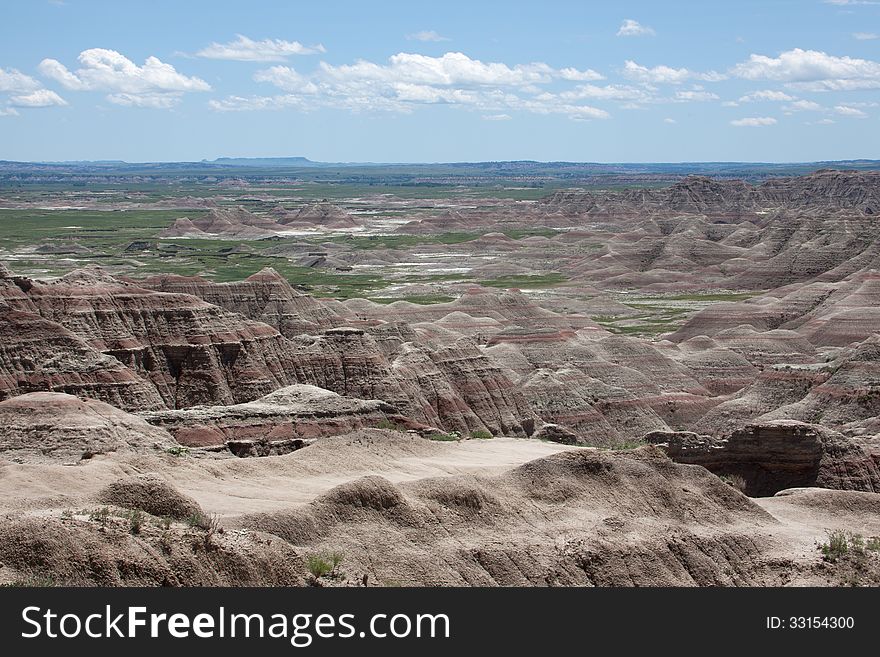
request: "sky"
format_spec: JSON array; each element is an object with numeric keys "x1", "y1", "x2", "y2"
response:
[{"x1": 1, "y1": 0, "x2": 879, "y2": 163}]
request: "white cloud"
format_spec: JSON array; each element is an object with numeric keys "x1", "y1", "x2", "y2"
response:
[
  {"x1": 623, "y1": 60, "x2": 724, "y2": 84},
  {"x1": 406, "y1": 30, "x2": 450, "y2": 42},
  {"x1": 253, "y1": 66, "x2": 319, "y2": 93},
  {"x1": 824, "y1": 0, "x2": 878, "y2": 5},
  {"x1": 0, "y1": 107, "x2": 20, "y2": 116},
  {"x1": 811, "y1": 118, "x2": 836, "y2": 124},
  {"x1": 107, "y1": 92, "x2": 182, "y2": 108},
  {"x1": 675, "y1": 90, "x2": 719, "y2": 102},
  {"x1": 783, "y1": 99, "x2": 823, "y2": 111},
  {"x1": 731, "y1": 48, "x2": 880, "y2": 91},
  {"x1": 9, "y1": 89, "x2": 67, "y2": 107},
  {"x1": 663, "y1": 117, "x2": 676, "y2": 124},
  {"x1": 216, "y1": 52, "x2": 609, "y2": 121},
  {"x1": 616, "y1": 19, "x2": 655, "y2": 37},
  {"x1": 0, "y1": 67, "x2": 42, "y2": 93},
  {"x1": 730, "y1": 116, "x2": 777, "y2": 127},
  {"x1": 39, "y1": 48, "x2": 210, "y2": 107},
  {"x1": 196, "y1": 35, "x2": 325, "y2": 61},
  {"x1": 853, "y1": 32, "x2": 879, "y2": 40},
  {"x1": 482, "y1": 113, "x2": 511, "y2": 120},
  {"x1": 721, "y1": 100, "x2": 739, "y2": 107},
  {"x1": 834, "y1": 104, "x2": 868, "y2": 117},
  {"x1": 558, "y1": 83, "x2": 650, "y2": 102},
  {"x1": 738, "y1": 89, "x2": 795, "y2": 102}
]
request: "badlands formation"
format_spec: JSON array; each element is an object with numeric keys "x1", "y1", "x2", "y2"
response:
[{"x1": 2, "y1": 170, "x2": 880, "y2": 586}]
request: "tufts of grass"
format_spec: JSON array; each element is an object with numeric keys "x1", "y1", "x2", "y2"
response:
[
  {"x1": 127, "y1": 509, "x2": 146, "y2": 535},
  {"x1": 470, "y1": 429, "x2": 494, "y2": 440},
  {"x1": 375, "y1": 419, "x2": 406, "y2": 432},
  {"x1": 427, "y1": 432, "x2": 461, "y2": 442}
]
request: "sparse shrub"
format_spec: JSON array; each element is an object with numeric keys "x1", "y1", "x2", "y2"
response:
[
  {"x1": 89, "y1": 507, "x2": 111, "y2": 526},
  {"x1": 165, "y1": 445, "x2": 189, "y2": 457},
  {"x1": 61, "y1": 508, "x2": 73, "y2": 519},
  {"x1": 127, "y1": 509, "x2": 145, "y2": 535},
  {"x1": 821, "y1": 530, "x2": 852, "y2": 562},
  {"x1": 186, "y1": 512, "x2": 211, "y2": 530},
  {"x1": 866, "y1": 537, "x2": 880, "y2": 552},
  {"x1": 471, "y1": 429, "x2": 494, "y2": 440},
  {"x1": 3, "y1": 574, "x2": 57, "y2": 588},
  {"x1": 428, "y1": 432, "x2": 460, "y2": 442},
  {"x1": 186, "y1": 512, "x2": 222, "y2": 551},
  {"x1": 376, "y1": 419, "x2": 405, "y2": 432},
  {"x1": 307, "y1": 554, "x2": 334, "y2": 579},
  {"x1": 156, "y1": 516, "x2": 172, "y2": 530},
  {"x1": 306, "y1": 551, "x2": 344, "y2": 581}
]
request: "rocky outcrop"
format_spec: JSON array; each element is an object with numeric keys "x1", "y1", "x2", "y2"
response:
[
  {"x1": 140, "y1": 384, "x2": 396, "y2": 447},
  {"x1": 0, "y1": 392, "x2": 178, "y2": 463},
  {"x1": 138, "y1": 267, "x2": 342, "y2": 337},
  {"x1": 646, "y1": 421, "x2": 880, "y2": 496},
  {"x1": 0, "y1": 306, "x2": 166, "y2": 411},
  {"x1": 4, "y1": 268, "x2": 303, "y2": 409}
]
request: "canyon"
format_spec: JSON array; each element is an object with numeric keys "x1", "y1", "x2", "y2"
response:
[{"x1": 1, "y1": 167, "x2": 879, "y2": 586}]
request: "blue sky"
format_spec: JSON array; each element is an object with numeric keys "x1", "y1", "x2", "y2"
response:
[{"x1": 1, "y1": 0, "x2": 879, "y2": 162}]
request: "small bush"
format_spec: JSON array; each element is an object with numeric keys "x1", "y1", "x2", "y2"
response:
[
  {"x1": 165, "y1": 446, "x2": 189, "y2": 457},
  {"x1": 471, "y1": 429, "x2": 494, "y2": 440},
  {"x1": 866, "y1": 536, "x2": 880, "y2": 552},
  {"x1": 127, "y1": 509, "x2": 146, "y2": 535},
  {"x1": 821, "y1": 530, "x2": 852, "y2": 562},
  {"x1": 307, "y1": 555, "x2": 334, "y2": 578},
  {"x1": 186, "y1": 512, "x2": 211, "y2": 530},
  {"x1": 306, "y1": 551, "x2": 344, "y2": 581}
]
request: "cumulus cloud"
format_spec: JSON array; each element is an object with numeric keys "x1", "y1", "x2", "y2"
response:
[
  {"x1": 623, "y1": 60, "x2": 724, "y2": 84},
  {"x1": 834, "y1": 104, "x2": 868, "y2": 117},
  {"x1": 674, "y1": 90, "x2": 719, "y2": 102},
  {"x1": 38, "y1": 48, "x2": 210, "y2": 107},
  {"x1": 406, "y1": 30, "x2": 450, "y2": 42},
  {"x1": 1, "y1": 66, "x2": 65, "y2": 114},
  {"x1": 738, "y1": 89, "x2": 795, "y2": 102},
  {"x1": 9, "y1": 89, "x2": 67, "y2": 107},
  {"x1": 0, "y1": 67, "x2": 42, "y2": 93},
  {"x1": 213, "y1": 51, "x2": 610, "y2": 121},
  {"x1": 617, "y1": 19, "x2": 655, "y2": 37},
  {"x1": 730, "y1": 116, "x2": 777, "y2": 127},
  {"x1": 783, "y1": 99, "x2": 823, "y2": 111},
  {"x1": 196, "y1": 35, "x2": 325, "y2": 61},
  {"x1": 558, "y1": 83, "x2": 651, "y2": 102},
  {"x1": 731, "y1": 48, "x2": 880, "y2": 91}
]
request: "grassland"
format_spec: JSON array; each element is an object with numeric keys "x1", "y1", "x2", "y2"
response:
[{"x1": 0, "y1": 206, "x2": 570, "y2": 300}]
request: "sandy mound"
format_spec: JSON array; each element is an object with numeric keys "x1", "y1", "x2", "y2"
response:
[
  {"x1": 240, "y1": 445, "x2": 781, "y2": 586},
  {"x1": 97, "y1": 475, "x2": 203, "y2": 520}
]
